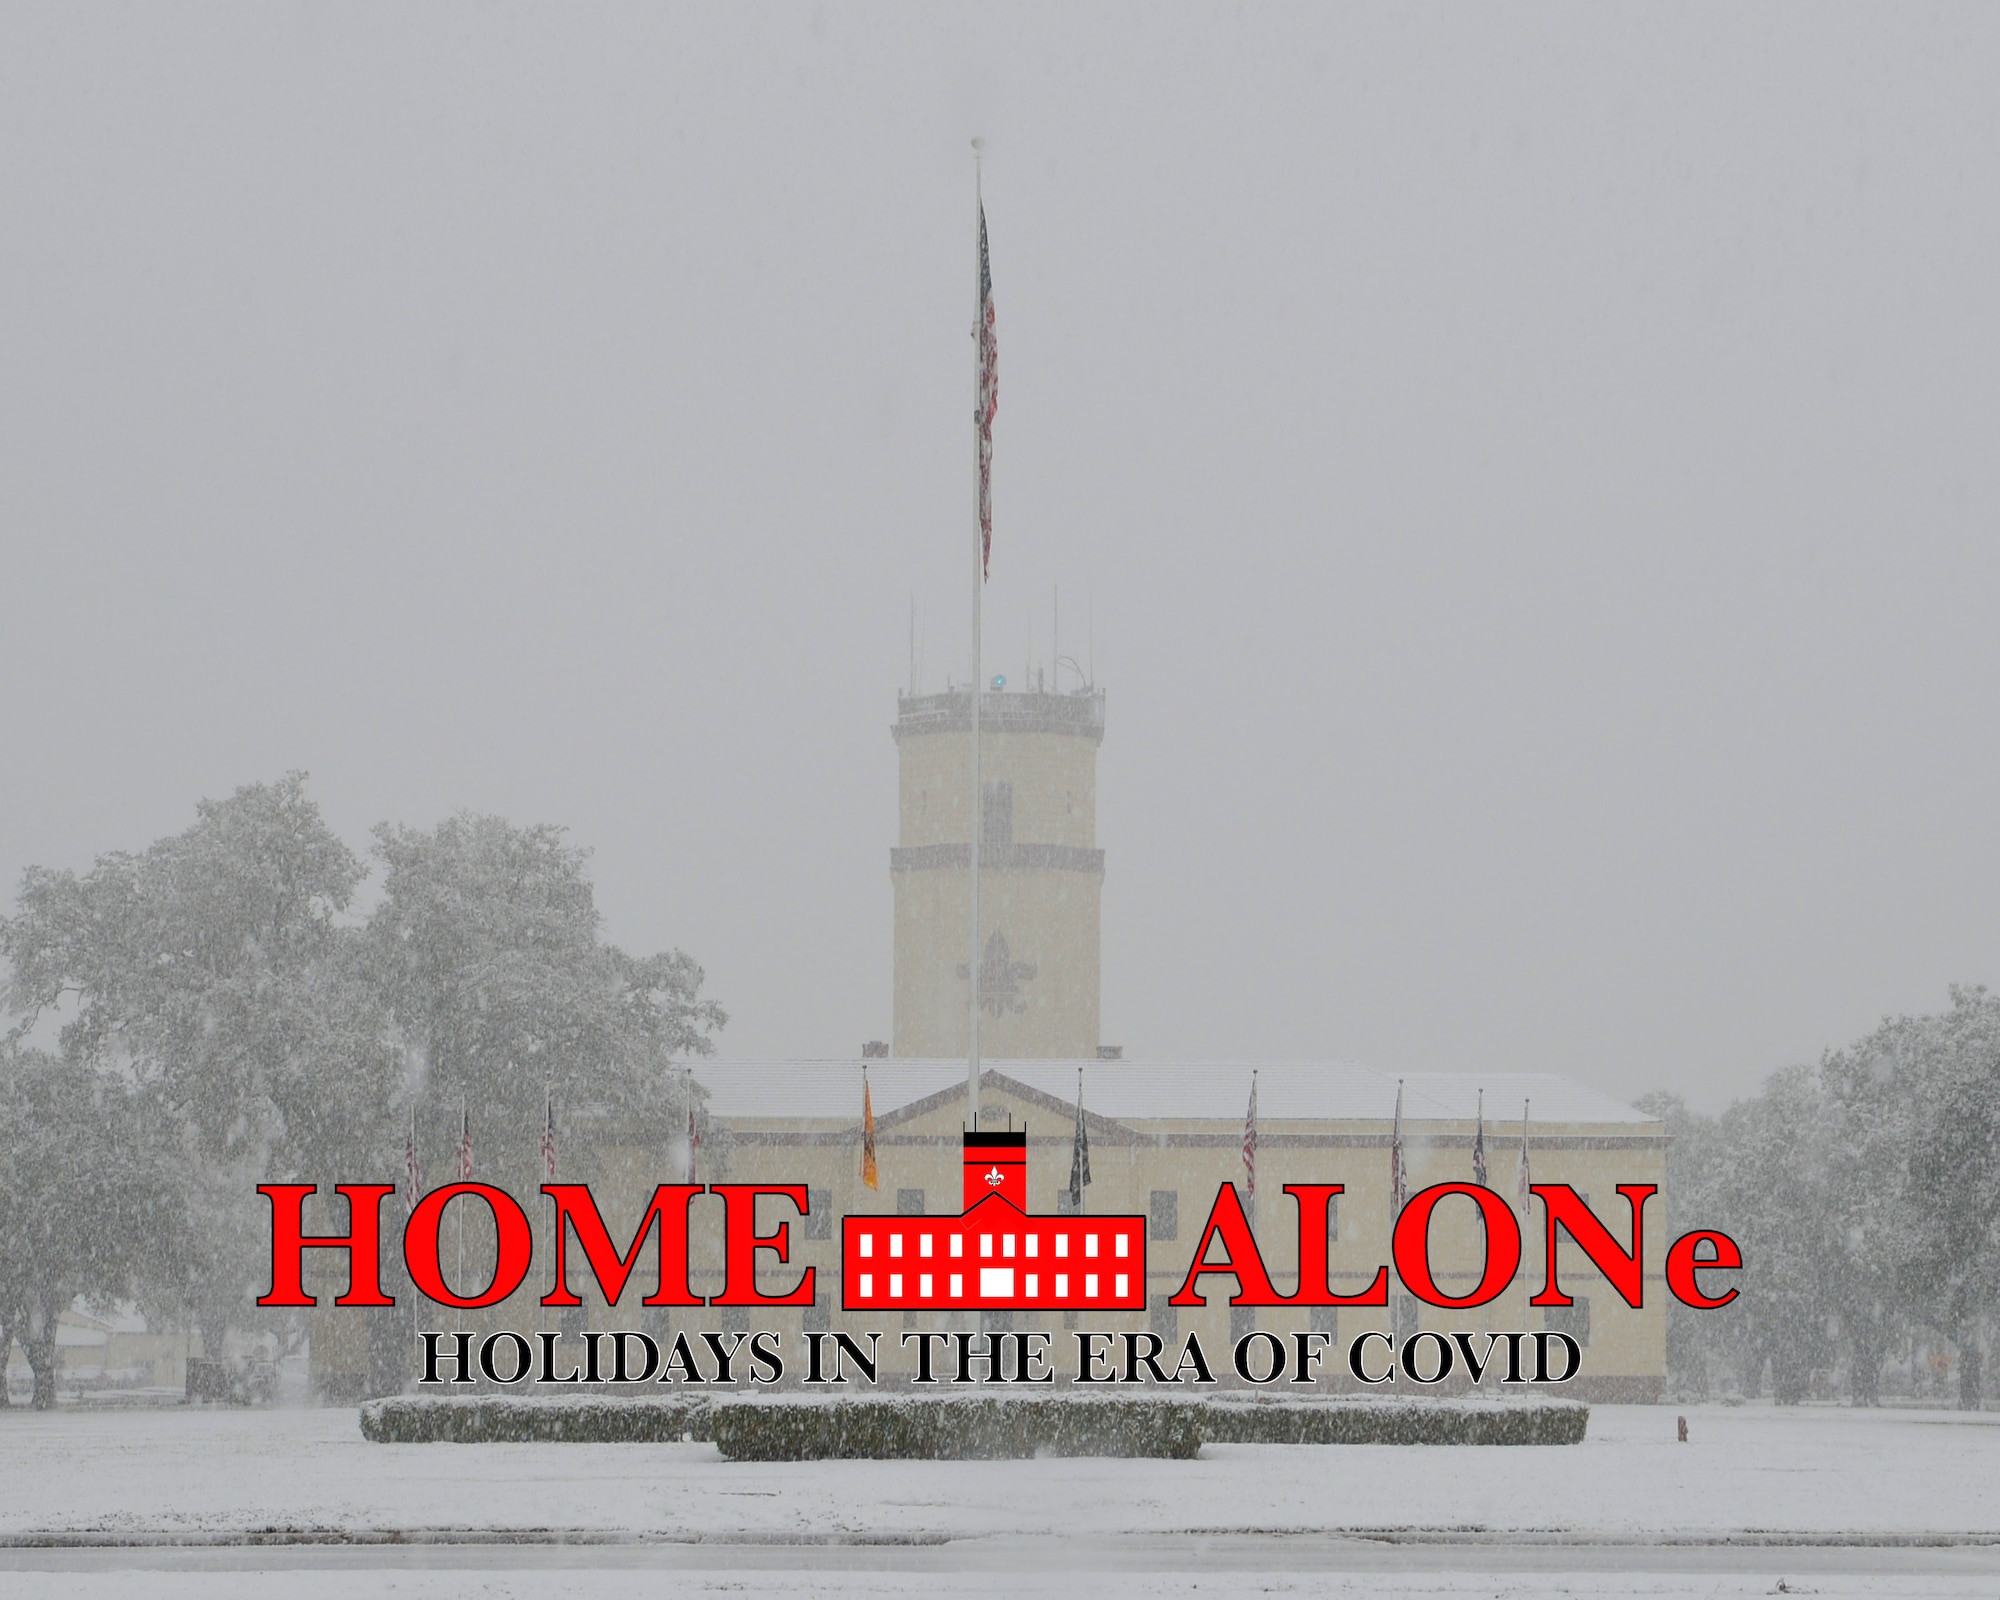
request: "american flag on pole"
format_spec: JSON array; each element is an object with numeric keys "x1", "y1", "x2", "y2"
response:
[
  {"x1": 458, "y1": 1098, "x2": 472, "y2": 1182},
  {"x1": 1390, "y1": 1080, "x2": 1407, "y2": 1220},
  {"x1": 1242, "y1": 1073, "x2": 1258, "y2": 1208},
  {"x1": 1516, "y1": 1100, "x2": 1533, "y2": 1221},
  {"x1": 541, "y1": 1088, "x2": 557, "y2": 1182},
  {"x1": 1472, "y1": 1087, "x2": 1488, "y2": 1188},
  {"x1": 403, "y1": 1112, "x2": 421, "y2": 1209},
  {"x1": 1068, "y1": 1068, "x2": 1092, "y2": 1211},
  {"x1": 975, "y1": 196, "x2": 997, "y2": 579}
]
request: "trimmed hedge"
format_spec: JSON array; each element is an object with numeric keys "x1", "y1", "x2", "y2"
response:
[
  {"x1": 708, "y1": 1395, "x2": 1206, "y2": 1460},
  {"x1": 360, "y1": 1394, "x2": 713, "y2": 1444},
  {"x1": 1201, "y1": 1395, "x2": 1588, "y2": 1447},
  {"x1": 358, "y1": 1393, "x2": 1587, "y2": 1452}
]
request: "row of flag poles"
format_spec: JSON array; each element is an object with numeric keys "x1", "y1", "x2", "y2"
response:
[
  {"x1": 859, "y1": 1066, "x2": 1534, "y2": 1226},
  {"x1": 1239, "y1": 1078, "x2": 1534, "y2": 1223},
  {"x1": 399, "y1": 1090, "x2": 703, "y2": 1212}
]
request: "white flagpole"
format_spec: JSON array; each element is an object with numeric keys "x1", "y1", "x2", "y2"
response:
[{"x1": 966, "y1": 137, "x2": 986, "y2": 1134}]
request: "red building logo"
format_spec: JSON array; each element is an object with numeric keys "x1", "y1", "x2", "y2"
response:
[{"x1": 839, "y1": 1131, "x2": 1147, "y2": 1312}]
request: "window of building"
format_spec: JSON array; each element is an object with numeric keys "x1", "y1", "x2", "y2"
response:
[
  {"x1": 1150, "y1": 1294, "x2": 1178, "y2": 1342},
  {"x1": 1543, "y1": 1296, "x2": 1590, "y2": 1346},
  {"x1": 1149, "y1": 1190, "x2": 1178, "y2": 1241},
  {"x1": 1326, "y1": 1193, "x2": 1339, "y2": 1244},
  {"x1": 982, "y1": 781, "x2": 1013, "y2": 846},
  {"x1": 1392, "y1": 1291, "x2": 1420, "y2": 1344},
  {"x1": 1229, "y1": 1302, "x2": 1256, "y2": 1347},
  {"x1": 896, "y1": 1188, "x2": 926, "y2": 1217},
  {"x1": 1309, "y1": 1304, "x2": 1338, "y2": 1338},
  {"x1": 805, "y1": 1187, "x2": 833, "y2": 1240},
  {"x1": 719, "y1": 1307, "x2": 751, "y2": 1336},
  {"x1": 803, "y1": 1292, "x2": 830, "y2": 1334}
]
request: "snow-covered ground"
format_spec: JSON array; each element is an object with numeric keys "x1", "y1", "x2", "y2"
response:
[
  {"x1": 3, "y1": 1402, "x2": 1997, "y2": 1596},
  {"x1": 0, "y1": 1401, "x2": 1994, "y2": 1542},
  {"x1": 6, "y1": 1571, "x2": 2000, "y2": 1600}
]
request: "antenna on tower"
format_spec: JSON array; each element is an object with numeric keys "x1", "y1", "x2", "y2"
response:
[
  {"x1": 909, "y1": 593, "x2": 917, "y2": 696},
  {"x1": 1053, "y1": 583, "x2": 1059, "y2": 692}
]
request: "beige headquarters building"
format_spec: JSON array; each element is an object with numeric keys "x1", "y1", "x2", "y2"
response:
[{"x1": 315, "y1": 684, "x2": 1670, "y2": 1401}]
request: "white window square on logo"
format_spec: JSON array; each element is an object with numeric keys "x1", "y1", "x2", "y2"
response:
[
  {"x1": 890, "y1": 1235, "x2": 903, "y2": 1258},
  {"x1": 951, "y1": 1235, "x2": 964, "y2": 1258},
  {"x1": 980, "y1": 1267, "x2": 1014, "y2": 1297},
  {"x1": 1085, "y1": 1273, "x2": 1099, "y2": 1297},
  {"x1": 1003, "y1": 1234, "x2": 1015, "y2": 1258},
  {"x1": 859, "y1": 1274, "x2": 873, "y2": 1297},
  {"x1": 1085, "y1": 1234, "x2": 1099, "y2": 1258},
  {"x1": 950, "y1": 1274, "x2": 964, "y2": 1298},
  {"x1": 890, "y1": 1274, "x2": 903, "y2": 1297},
  {"x1": 920, "y1": 1274, "x2": 933, "y2": 1297},
  {"x1": 1056, "y1": 1235, "x2": 1069, "y2": 1258},
  {"x1": 1115, "y1": 1274, "x2": 1128, "y2": 1297},
  {"x1": 860, "y1": 1235, "x2": 873, "y2": 1258},
  {"x1": 981, "y1": 1234, "x2": 994, "y2": 1258},
  {"x1": 1115, "y1": 1234, "x2": 1129, "y2": 1258},
  {"x1": 920, "y1": 1235, "x2": 934, "y2": 1258},
  {"x1": 1026, "y1": 1234, "x2": 1039, "y2": 1258},
  {"x1": 1056, "y1": 1273, "x2": 1069, "y2": 1297},
  {"x1": 1025, "y1": 1274, "x2": 1038, "y2": 1298}
]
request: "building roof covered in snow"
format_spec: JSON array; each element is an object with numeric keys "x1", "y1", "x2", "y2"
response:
[{"x1": 690, "y1": 1059, "x2": 1652, "y2": 1132}]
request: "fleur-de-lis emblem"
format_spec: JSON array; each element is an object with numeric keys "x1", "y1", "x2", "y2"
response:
[
  {"x1": 983, "y1": 1166, "x2": 1006, "y2": 1187},
  {"x1": 958, "y1": 929, "x2": 1037, "y2": 1017}
]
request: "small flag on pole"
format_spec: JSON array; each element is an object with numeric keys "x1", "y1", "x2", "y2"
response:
[
  {"x1": 1068, "y1": 1068, "x2": 1092, "y2": 1210},
  {"x1": 860, "y1": 1071, "x2": 879, "y2": 1191},
  {"x1": 403, "y1": 1111, "x2": 421, "y2": 1209},
  {"x1": 1242, "y1": 1072, "x2": 1258, "y2": 1208},
  {"x1": 458, "y1": 1098, "x2": 472, "y2": 1182},
  {"x1": 1472, "y1": 1087, "x2": 1488, "y2": 1189},
  {"x1": 974, "y1": 193, "x2": 998, "y2": 579},
  {"x1": 1390, "y1": 1080, "x2": 1407, "y2": 1220},
  {"x1": 1516, "y1": 1100, "x2": 1533, "y2": 1221},
  {"x1": 541, "y1": 1088, "x2": 557, "y2": 1182}
]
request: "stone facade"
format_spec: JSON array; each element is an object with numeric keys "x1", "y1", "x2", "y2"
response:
[{"x1": 891, "y1": 688, "x2": 1104, "y2": 1059}]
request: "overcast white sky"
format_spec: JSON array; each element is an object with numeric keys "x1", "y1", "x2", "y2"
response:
[{"x1": 4, "y1": 4, "x2": 1998, "y2": 1110}]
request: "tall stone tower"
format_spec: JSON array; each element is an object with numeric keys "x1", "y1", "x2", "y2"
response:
[{"x1": 891, "y1": 686, "x2": 1104, "y2": 1058}]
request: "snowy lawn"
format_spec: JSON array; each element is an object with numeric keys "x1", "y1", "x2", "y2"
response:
[
  {"x1": 0, "y1": 1402, "x2": 1993, "y2": 1543},
  {"x1": 6, "y1": 1574, "x2": 2000, "y2": 1600}
]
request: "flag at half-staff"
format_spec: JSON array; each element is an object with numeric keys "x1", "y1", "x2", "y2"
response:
[
  {"x1": 860, "y1": 1070, "x2": 879, "y2": 1191},
  {"x1": 457, "y1": 1097, "x2": 472, "y2": 1182},
  {"x1": 541, "y1": 1088, "x2": 557, "y2": 1182},
  {"x1": 974, "y1": 193, "x2": 998, "y2": 579},
  {"x1": 1068, "y1": 1068, "x2": 1092, "y2": 1211},
  {"x1": 1390, "y1": 1079, "x2": 1407, "y2": 1219},
  {"x1": 1472, "y1": 1087, "x2": 1488, "y2": 1188}
]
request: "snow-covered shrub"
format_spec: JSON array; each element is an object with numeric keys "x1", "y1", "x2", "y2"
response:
[
  {"x1": 359, "y1": 1393, "x2": 713, "y2": 1444},
  {"x1": 1201, "y1": 1394, "x2": 1588, "y2": 1446},
  {"x1": 707, "y1": 1394, "x2": 1207, "y2": 1460}
]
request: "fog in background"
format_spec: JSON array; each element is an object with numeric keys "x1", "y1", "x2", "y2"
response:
[{"x1": 4, "y1": 4, "x2": 1997, "y2": 1110}]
